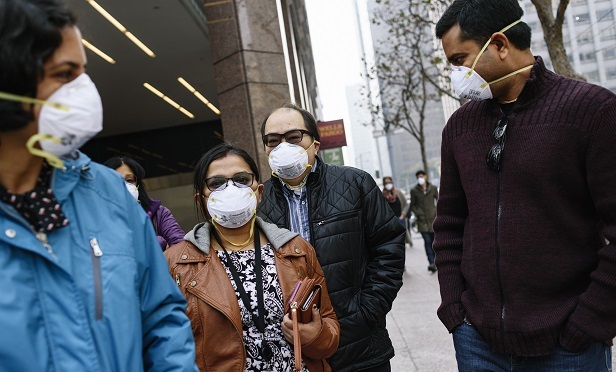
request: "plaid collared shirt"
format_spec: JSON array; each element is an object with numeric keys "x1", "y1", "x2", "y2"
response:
[{"x1": 279, "y1": 162, "x2": 318, "y2": 242}]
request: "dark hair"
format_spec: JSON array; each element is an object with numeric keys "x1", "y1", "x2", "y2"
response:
[
  {"x1": 0, "y1": 0, "x2": 76, "y2": 132},
  {"x1": 383, "y1": 176, "x2": 393, "y2": 183},
  {"x1": 260, "y1": 102, "x2": 321, "y2": 146},
  {"x1": 193, "y1": 142, "x2": 260, "y2": 221},
  {"x1": 416, "y1": 170, "x2": 426, "y2": 177},
  {"x1": 435, "y1": 0, "x2": 531, "y2": 50},
  {"x1": 103, "y1": 156, "x2": 152, "y2": 213}
]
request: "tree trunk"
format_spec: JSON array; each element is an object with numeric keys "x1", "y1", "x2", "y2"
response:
[
  {"x1": 531, "y1": 0, "x2": 586, "y2": 80},
  {"x1": 419, "y1": 134, "x2": 429, "y2": 176}
]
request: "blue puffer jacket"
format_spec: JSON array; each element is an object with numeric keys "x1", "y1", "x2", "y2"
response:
[{"x1": 0, "y1": 152, "x2": 197, "y2": 371}]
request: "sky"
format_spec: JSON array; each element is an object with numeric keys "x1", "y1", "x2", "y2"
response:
[{"x1": 305, "y1": 0, "x2": 366, "y2": 165}]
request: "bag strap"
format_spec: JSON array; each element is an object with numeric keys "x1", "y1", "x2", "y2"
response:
[{"x1": 291, "y1": 306, "x2": 302, "y2": 371}]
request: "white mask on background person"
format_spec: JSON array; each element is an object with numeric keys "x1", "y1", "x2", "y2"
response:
[
  {"x1": 449, "y1": 19, "x2": 533, "y2": 101},
  {"x1": 268, "y1": 141, "x2": 314, "y2": 180},
  {"x1": 385, "y1": 183, "x2": 394, "y2": 191},
  {"x1": 418, "y1": 177, "x2": 426, "y2": 186},
  {"x1": 27, "y1": 73, "x2": 103, "y2": 167},
  {"x1": 207, "y1": 182, "x2": 258, "y2": 228},
  {"x1": 125, "y1": 182, "x2": 139, "y2": 200}
]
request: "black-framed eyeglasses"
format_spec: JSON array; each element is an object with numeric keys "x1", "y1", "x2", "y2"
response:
[
  {"x1": 486, "y1": 118, "x2": 508, "y2": 172},
  {"x1": 205, "y1": 172, "x2": 255, "y2": 191},
  {"x1": 262, "y1": 129, "x2": 313, "y2": 148}
]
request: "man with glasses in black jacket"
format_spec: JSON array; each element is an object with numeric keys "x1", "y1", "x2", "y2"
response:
[
  {"x1": 433, "y1": 0, "x2": 616, "y2": 370},
  {"x1": 258, "y1": 102, "x2": 405, "y2": 371}
]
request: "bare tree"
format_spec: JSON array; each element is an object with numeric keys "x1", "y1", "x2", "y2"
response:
[
  {"x1": 363, "y1": 0, "x2": 456, "y2": 174},
  {"x1": 530, "y1": 0, "x2": 585, "y2": 80}
]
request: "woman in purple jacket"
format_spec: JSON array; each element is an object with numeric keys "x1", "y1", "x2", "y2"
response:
[{"x1": 104, "y1": 156, "x2": 185, "y2": 250}]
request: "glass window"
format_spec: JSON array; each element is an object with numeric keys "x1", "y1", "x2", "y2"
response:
[
  {"x1": 597, "y1": 9, "x2": 615, "y2": 21},
  {"x1": 575, "y1": 13, "x2": 590, "y2": 24},
  {"x1": 577, "y1": 32, "x2": 592, "y2": 44},
  {"x1": 601, "y1": 25, "x2": 616, "y2": 41},
  {"x1": 579, "y1": 51, "x2": 597, "y2": 63},
  {"x1": 604, "y1": 48, "x2": 616, "y2": 60},
  {"x1": 585, "y1": 70, "x2": 600, "y2": 82},
  {"x1": 606, "y1": 67, "x2": 616, "y2": 78}
]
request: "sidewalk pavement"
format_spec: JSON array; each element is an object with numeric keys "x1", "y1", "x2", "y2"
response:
[{"x1": 387, "y1": 232, "x2": 616, "y2": 371}]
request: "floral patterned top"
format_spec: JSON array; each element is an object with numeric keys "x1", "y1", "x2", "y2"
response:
[
  {"x1": 0, "y1": 162, "x2": 69, "y2": 232},
  {"x1": 217, "y1": 243, "x2": 308, "y2": 372}
]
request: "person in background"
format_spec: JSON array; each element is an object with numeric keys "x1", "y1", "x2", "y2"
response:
[
  {"x1": 0, "y1": 0, "x2": 197, "y2": 370},
  {"x1": 104, "y1": 156, "x2": 185, "y2": 250},
  {"x1": 258, "y1": 102, "x2": 405, "y2": 372},
  {"x1": 434, "y1": 0, "x2": 616, "y2": 369},
  {"x1": 165, "y1": 143, "x2": 339, "y2": 371},
  {"x1": 382, "y1": 176, "x2": 407, "y2": 229},
  {"x1": 409, "y1": 170, "x2": 438, "y2": 273}
]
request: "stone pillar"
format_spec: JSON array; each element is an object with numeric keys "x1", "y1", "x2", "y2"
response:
[{"x1": 202, "y1": 0, "x2": 291, "y2": 178}]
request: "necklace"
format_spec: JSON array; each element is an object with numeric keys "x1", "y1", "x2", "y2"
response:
[
  {"x1": 212, "y1": 219, "x2": 255, "y2": 249},
  {"x1": 498, "y1": 98, "x2": 518, "y2": 104}
]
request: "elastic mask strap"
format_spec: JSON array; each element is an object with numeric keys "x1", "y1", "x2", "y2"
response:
[
  {"x1": 466, "y1": 19, "x2": 523, "y2": 78},
  {"x1": 26, "y1": 134, "x2": 65, "y2": 169},
  {"x1": 0, "y1": 91, "x2": 70, "y2": 111},
  {"x1": 285, "y1": 175, "x2": 309, "y2": 191},
  {"x1": 212, "y1": 217, "x2": 256, "y2": 246},
  {"x1": 299, "y1": 140, "x2": 315, "y2": 154},
  {"x1": 248, "y1": 190, "x2": 258, "y2": 212},
  {"x1": 483, "y1": 64, "x2": 534, "y2": 88},
  {"x1": 299, "y1": 141, "x2": 316, "y2": 169}
]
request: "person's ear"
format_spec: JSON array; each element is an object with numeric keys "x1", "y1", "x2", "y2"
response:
[
  {"x1": 313, "y1": 140, "x2": 320, "y2": 156},
  {"x1": 491, "y1": 33, "x2": 509, "y2": 60},
  {"x1": 256, "y1": 184, "x2": 264, "y2": 204}
]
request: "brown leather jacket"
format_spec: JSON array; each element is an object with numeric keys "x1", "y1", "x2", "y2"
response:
[{"x1": 165, "y1": 219, "x2": 339, "y2": 371}]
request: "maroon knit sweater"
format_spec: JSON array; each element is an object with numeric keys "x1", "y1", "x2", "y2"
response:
[{"x1": 433, "y1": 57, "x2": 616, "y2": 357}]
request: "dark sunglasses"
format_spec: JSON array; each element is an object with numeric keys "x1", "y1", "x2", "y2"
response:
[
  {"x1": 486, "y1": 118, "x2": 508, "y2": 172},
  {"x1": 205, "y1": 172, "x2": 255, "y2": 191},
  {"x1": 262, "y1": 129, "x2": 313, "y2": 148}
]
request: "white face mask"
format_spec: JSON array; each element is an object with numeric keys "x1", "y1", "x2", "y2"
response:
[
  {"x1": 125, "y1": 182, "x2": 139, "y2": 200},
  {"x1": 418, "y1": 177, "x2": 426, "y2": 186},
  {"x1": 207, "y1": 182, "x2": 258, "y2": 228},
  {"x1": 449, "y1": 19, "x2": 533, "y2": 101},
  {"x1": 1, "y1": 73, "x2": 103, "y2": 168},
  {"x1": 450, "y1": 66, "x2": 494, "y2": 100},
  {"x1": 268, "y1": 141, "x2": 314, "y2": 180},
  {"x1": 385, "y1": 183, "x2": 394, "y2": 190},
  {"x1": 37, "y1": 73, "x2": 103, "y2": 156}
]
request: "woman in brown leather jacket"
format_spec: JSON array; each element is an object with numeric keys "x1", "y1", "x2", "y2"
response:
[{"x1": 165, "y1": 143, "x2": 339, "y2": 371}]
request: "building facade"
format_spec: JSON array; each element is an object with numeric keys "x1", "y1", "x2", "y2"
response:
[
  {"x1": 521, "y1": 0, "x2": 616, "y2": 91},
  {"x1": 75, "y1": 0, "x2": 319, "y2": 230}
]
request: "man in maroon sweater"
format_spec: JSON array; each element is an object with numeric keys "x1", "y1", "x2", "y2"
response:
[{"x1": 433, "y1": 0, "x2": 616, "y2": 370}]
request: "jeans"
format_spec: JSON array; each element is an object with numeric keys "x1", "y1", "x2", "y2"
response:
[
  {"x1": 420, "y1": 232, "x2": 435, "y2": 265},
  {"x1": 453, "y1": 321, "x2": 612, "y2": 372}
]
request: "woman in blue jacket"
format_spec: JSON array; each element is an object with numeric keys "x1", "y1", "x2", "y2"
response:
[{"x1": 0, "y1": 0, "x2": 197, "y2": 370}]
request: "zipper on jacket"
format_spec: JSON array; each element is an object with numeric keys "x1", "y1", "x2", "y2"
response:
[
  {"x1": 495, "y1": 108, "x2": 514, "y2": 347},
  {"x1": 90, "y1": 237, "x2": 103, "y2": 320},
  {"x1": 36, "y1": 231, "x2": 59, "y2": 262},
  {"x1": 188, "y1": 288, "x2": 247, "y2": 369},
  {"x1": 314, "y1": 210, "x2": 359, "y2": 227},
  {"x1": 496, "y1": 171, "x2": 506, "y2": 340},
  {"x1": 306, "y1": 183, "x2": 315, "y2": 246},
  {"x1": 175, "y1": 274, "x2": 181, "y2": 287}
]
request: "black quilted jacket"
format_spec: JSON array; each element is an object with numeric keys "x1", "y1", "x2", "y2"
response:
[{"x1": 258, "y1": 158, "x2": 406, "y2": 371}]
